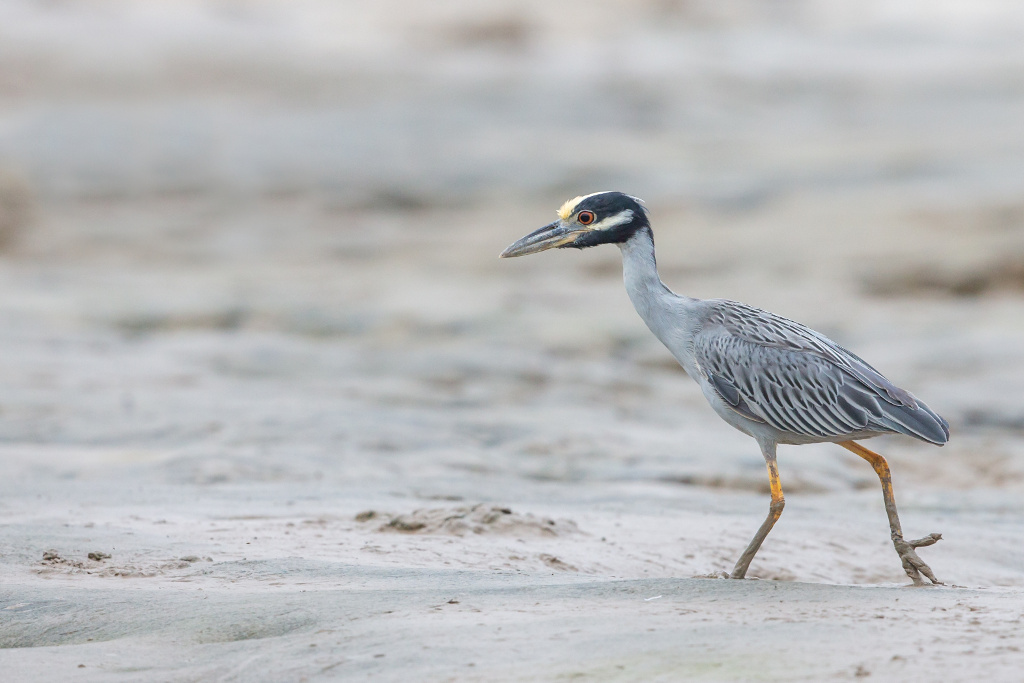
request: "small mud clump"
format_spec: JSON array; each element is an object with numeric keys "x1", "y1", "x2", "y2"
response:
[
  {"x1": 37, "y1": 549, "x2": 203, "y2": 578},
  {"x1": 358, "y1": 504, "x2": 579, "y2": 537},
  {"x1": 539, "y1": 553, "x2": 578, "y2": 572},
  {"x1": 41, "y1": 550, "x2": 83, "y2": 569}
]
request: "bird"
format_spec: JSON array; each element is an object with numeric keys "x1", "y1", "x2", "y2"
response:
[{"x1": 500, "y1": 191, "x2": 949, "y2": 585}]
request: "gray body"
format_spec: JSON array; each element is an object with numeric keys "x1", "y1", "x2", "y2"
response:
[{"x1": 619, "y1": 228, "x2": 949, "y2": 450}]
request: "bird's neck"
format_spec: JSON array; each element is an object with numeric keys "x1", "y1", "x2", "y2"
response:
[
  {"x1": 618, "y1": 226, "x2": 698, "y2": 347},
  {"x1": 619, "y1": 226, "x2": 670, "y2": 312}
]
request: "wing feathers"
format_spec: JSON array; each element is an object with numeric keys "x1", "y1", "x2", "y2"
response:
[
  {"x1": 709, "y1": 373, "x2": 740, "y2": 406},
  {"x1": 695, "y1": 301, "x2": 949, "y2": 445}
]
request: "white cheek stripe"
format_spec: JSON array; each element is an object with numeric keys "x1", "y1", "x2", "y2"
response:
[{"x1": 590, "y1": 209, "x2": 634, "y2": 231}]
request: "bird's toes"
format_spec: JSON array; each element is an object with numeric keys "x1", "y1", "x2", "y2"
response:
[
  {"x1": 896, "y1": 543, "x2": 943, "y2": 586},
  {"x1": 900, "y1": 556, "x2": 925, "y2": 585},
  {"x1": 908, "y1": 532, "x2": 942, "y2": 548},
  {"x1": 909, "y1": 555, "x2": 943, "y2": 585}
]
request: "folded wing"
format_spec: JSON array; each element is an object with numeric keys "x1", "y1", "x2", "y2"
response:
[{"x1": 694, "y1": 301, "x2": 949, "y2": 445}]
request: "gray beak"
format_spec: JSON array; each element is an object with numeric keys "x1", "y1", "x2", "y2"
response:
[{"x1": 499, "y1": 221, "x2": 581, "y2": 258}]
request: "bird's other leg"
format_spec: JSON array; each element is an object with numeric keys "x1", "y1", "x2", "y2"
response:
[
  {"x1": 730, "y1": 442, "x2": 784, "y2": 580},
  {"x1": 839, "y1": 440, "x2": 943, "y2": 586}
]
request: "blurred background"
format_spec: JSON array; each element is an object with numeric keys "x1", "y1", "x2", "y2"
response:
[{"x1": 2, "y1": 0, "x2": 1024, "y2": 580}]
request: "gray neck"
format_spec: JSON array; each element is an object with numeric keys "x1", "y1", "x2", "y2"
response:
[
  {"x1": 619, "y1": 227, "x2": 671, "y2": 319},
  {"x1": 618, "y1": 227, "x2": 700, "y2": 366}
]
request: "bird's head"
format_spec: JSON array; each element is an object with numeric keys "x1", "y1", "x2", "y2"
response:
[{"x1": 499, "y1": 191, "x2": 649, "y2": 258}]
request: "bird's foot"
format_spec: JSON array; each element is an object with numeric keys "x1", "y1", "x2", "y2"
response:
[{"x1": 894, "y1": 533, "x2": 943, "y2": 586}]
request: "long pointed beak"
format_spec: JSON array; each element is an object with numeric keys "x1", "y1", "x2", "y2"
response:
[{"x1": 499, "y1": 221, "x2": 580, "y2": 258}]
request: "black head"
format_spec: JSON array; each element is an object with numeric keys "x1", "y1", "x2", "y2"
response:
[
  {"x1": 499, "y1": 191, "x2": 650, "y2": 258},
  {"x1": 562, "y1": 191, "x2": 649, "y2": 248}
]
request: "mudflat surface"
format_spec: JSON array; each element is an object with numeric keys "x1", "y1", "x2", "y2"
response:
[{"x1": 2, "y1": 1, "x2": 1024, "y2": 681}]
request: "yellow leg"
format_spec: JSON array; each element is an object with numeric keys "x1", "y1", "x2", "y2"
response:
[
  {"x1": 730, "y1": 446, "x2": 784, "y2": 579},
  {"x1": 839, "y1": 441, "x2": 942, "y2": 585}
]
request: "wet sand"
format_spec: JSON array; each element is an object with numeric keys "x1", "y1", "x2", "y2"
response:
[{"x1": 2, "y1": 2, "x2": 1024, "y2": 681}]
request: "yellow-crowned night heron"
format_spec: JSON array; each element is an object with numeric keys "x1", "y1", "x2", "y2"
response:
[{"x1": 501, "y1": 191, "x2": 948, "y2": 585}]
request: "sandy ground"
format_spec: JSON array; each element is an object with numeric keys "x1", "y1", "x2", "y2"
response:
[{"x1": 2, "y1": 1, "x2": 1024, "y2": 681}]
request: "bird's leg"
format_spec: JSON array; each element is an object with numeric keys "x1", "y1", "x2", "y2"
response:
[
  {"x1": 838, "y1": 440, "x2": 942, "y2": 586},
  {"x1": 730, "y1": 443, "x2": 784, "y2": 579}
]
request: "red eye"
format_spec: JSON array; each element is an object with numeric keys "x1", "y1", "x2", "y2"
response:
[{"x1": 577, "y1": 211, "x2": 595, "y2": 225}]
